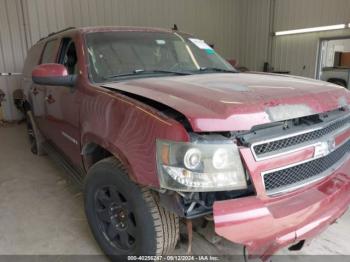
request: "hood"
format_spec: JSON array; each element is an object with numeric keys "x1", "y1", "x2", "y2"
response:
[{"x1": 103, "y1": 73, "x2": 350, "y2": 132}]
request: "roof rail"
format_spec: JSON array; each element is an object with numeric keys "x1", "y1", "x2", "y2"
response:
[{"x1": 38, "y1": 27, "x2": 76, "y2": 42}]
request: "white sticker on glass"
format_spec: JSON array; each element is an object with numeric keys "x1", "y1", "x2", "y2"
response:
[{"x1": 189, "y1": 38, "x2": 212, "y2": 50}]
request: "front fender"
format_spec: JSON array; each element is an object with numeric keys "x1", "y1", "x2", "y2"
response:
[{"x1": 80, "y1": 89, "x2": 190, "y2": 187}]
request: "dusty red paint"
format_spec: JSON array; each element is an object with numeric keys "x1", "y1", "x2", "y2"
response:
[
  {"x1": 22, "y1": 27, "x2": 350, "y2": 258},
  {"x1": 214, "y1": 140, "x2": 350, "y2": 260},
  {"x1": 104, "y1": 73, "x2": 350, "y2": 131},
  {"x1": 335, "y1": 128, "x2": 350, "y2": 146},
  {"x1": 32, "y1": 63, "x2": 68, "y2": 78},
  {"x1": 78, "y1": 85, "x2": 190, "y2": 185},
  {"x1": 214, "y1": 170, "x2": 350, "y2": 260}
]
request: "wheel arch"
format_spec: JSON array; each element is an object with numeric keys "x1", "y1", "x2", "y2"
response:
[{"x1": 81, "y1": 139, "x2": 138, "y2": 183}]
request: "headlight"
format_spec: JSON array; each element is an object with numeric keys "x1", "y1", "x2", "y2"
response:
[
  {"x1": 184, "y1": 148, "x2": 202, "y2": 169},
  {"x1": 156, "y1": 139, "x2": 247, "y2": 192}
]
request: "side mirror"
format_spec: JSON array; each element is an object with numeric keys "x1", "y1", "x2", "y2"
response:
[{"x1": 32, "y1": 63, "x2": 77, "y2": 87}]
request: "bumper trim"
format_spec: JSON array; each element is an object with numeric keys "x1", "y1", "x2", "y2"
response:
[{"x1": 213, "y1": 164, "x2": 350, "y2": 259}]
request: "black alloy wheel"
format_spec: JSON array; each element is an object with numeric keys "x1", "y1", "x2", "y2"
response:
[
  {"x1": 94, "y1": 185, "x2": 137, "y2": 251},
  {"x1": 84, "y1": 157, "x2": 179, "y2": 260}
]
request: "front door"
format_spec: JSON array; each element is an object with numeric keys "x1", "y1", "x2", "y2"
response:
[
  {"x1": 31, "y1": 39, "x2": 59, "y2": 136},
  {"x1": 45, "y1": 38, "x2": 81, "y2": 167}
]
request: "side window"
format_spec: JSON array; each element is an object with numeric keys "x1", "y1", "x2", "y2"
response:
[
  {"x1": 58, "y1": 39, "x2": 78, "y2": 75},
  {"x1": 41, "y1": 40, "x2": 58, "y2": 64},
  {"x1": 23, "y1": 42, "x2": 45, "y2": 77}
]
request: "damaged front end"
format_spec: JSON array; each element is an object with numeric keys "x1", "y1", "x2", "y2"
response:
[
  {"x1": 157, "y1": 107, "x2": 350, "y2": 260},
  {"x1": 156, "y1": 132, "x2": 255, "y2": 218}
]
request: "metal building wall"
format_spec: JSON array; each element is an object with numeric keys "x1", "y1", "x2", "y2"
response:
[
  {"x1": 0, "y1": 0, "x2": 27, "y2": 121},
  {"x1": 1, "y1": 0, "x2": 240, "y2": 121},
  {"x1": 22, "y1": 0, "x2": 66, "y2": 46},
  {"x1": 272, "y1": 0, "x2": 350, "y2": 78},
  {"x1": 237, "y1": 0, "x2": 350, "y2": 78},
  {"x1": 274, "y1": 0, "x2": 350, "y2": 31},
  {"x1": 26, "y1": 0, "x2": 240, "y2": 58},
  {"x1": 236, "y1": 0, "x2": 271, "y2": 71}
]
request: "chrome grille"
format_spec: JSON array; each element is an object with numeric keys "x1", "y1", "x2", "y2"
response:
[
  {"x1": 263, "y1": 139, "x2": 350, "y2": 193},
  {"x1": 253, "y1": 115, "x2": 350, "y2": 156}
]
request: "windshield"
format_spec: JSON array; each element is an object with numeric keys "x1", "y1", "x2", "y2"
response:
[{"x1": 85, "y1": 31, "x2": 236, "y2": 82}]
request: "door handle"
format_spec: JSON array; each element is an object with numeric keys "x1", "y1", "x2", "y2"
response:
[{"x1": 45, "y1": 94, "x2": 55, "y2": 104}]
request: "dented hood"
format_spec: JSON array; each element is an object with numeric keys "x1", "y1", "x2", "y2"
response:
[{"x1": 103, "y1": 73, "x2": 350, "y2": 132}]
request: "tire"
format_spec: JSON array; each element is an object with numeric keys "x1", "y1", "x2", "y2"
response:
[
  {"x1": 26, "y1": 110, "x2": 45, "y2": 155},
  {"x1": 84, "y1": 157, "x2": 179, "y2": 260}
]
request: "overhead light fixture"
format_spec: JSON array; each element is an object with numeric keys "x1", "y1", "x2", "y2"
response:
[{"x1": 275, "y1": 24, "x2": 347, "y2": 36}]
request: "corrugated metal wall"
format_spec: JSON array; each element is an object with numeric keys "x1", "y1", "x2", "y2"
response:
[
  {"x1": 22, "y1": 0, "x2": 66, "y2": 46},
  {"x1": 1, "y1": 0, "x2": 240, "y2": 121},
  {"x1": 272, "y1": 0, "x2": 350, "y2": 78},
  {"x1": 237, "y1": 0, "x2": 350, "y2": 78},
  {"x1": 272, "y1": 28, "x2": 350, "y2": 78},
  {"x1": 236, "y1": 0, "x2": 271, "y2": 71},
  {"x1": 0, "y1": 0, "x2": 27, "y2": 121},
  {"x1": 274, "y1": 0, "x2": 350, "y2": 31},
  {"x1": 18, "y1": 0, "x2": 240, "y2": 59}
]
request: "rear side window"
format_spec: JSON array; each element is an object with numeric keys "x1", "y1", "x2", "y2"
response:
[
  {"x1": 22, "y1": 42, "x2": 45, "y2": 77},
  {"x1": 41, "y1": 40, "x2": 58, "y2": 64}
]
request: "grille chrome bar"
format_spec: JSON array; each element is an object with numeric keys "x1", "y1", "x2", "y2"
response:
[
  {"x1": 251, "y1": 113, "x2": 350, "y2": 161},
  {"x1": 262, "y1": 138, "x2": 350, "y2": 196}
]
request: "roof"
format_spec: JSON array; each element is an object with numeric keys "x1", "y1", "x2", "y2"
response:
[
  {"x1": 78, "y1": 26, "x2": 176, "y2": 34},
  {"x1": 38, "y1": 26, "x2": 185, "y2": 43}
]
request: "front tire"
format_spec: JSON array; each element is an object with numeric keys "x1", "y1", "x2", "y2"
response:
[{"x1": 84, "y1": 157, "x2": 179, "y2": 259}]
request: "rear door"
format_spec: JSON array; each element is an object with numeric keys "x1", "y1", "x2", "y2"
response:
[{"x1": 44, "y1": 37, "x2": 82, "y2": 166}]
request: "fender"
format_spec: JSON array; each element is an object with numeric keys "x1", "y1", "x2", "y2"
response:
[
  {"x1": 79, "y1": 87, "x2": 190, "y2": 187},
  {"x1": 81, "y1": 135, "x2": 136, "y2": 182}
]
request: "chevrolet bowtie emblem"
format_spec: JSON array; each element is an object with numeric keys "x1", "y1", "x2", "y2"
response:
[
  {"x1": 327, "y1": 138, "x2": 336, "y2": 152},
  {"x1": 314, "y1": 138, "x2": 336, "y2": 158}
]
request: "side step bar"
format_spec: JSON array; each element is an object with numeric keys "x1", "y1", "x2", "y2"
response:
[{"x1": 42, "y1": 142, "x2": 85, "y2": 189}]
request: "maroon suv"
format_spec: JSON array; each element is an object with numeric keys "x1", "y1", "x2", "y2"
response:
[{"x1": 21, "y1": 26, "x2": 350, "y2": 260}]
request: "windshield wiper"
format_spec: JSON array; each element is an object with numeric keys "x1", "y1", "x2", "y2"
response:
[
  {"x1": 106, "y1": 69, "x2": 192, "y2": 79},
  {"x1": 197, "y1": 67, "x2": 238, "y2": 73}
]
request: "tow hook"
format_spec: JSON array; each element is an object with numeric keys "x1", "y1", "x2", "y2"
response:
[{"x1": 288, "y1": 240, "x2": 305, "y2": 251}]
